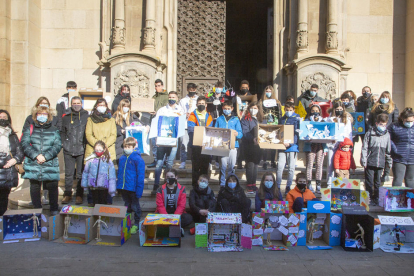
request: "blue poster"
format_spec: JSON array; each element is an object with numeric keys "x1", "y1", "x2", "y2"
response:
[{"x1": 350, "y1": 112, "x2": 365, "y2": 135}]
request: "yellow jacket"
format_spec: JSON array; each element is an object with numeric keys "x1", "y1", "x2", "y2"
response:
[{"x1": 84, "y1": 117, "x2": 117, "y2": 161}]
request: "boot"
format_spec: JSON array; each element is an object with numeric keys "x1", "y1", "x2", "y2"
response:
[
  {"x1": 62, "y1": 196, "x2": 72, "y2": 204},
  {"x1": 262, "y1": 162, "x2": 268, "y2": 170},
  {"x1": 308, "y1": 181, "x2": 315, "y2": 193},
  {"x1": 147, "y1": 161, "x2": 157, "y2": 168},
  {"x1": 75, "y1": 196, "x2": 83, "y2": 205},
  {"x1": 316, "y1": 181, "x2": 321, "y2": 192}
]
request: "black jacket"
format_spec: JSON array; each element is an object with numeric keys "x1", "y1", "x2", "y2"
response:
[
  {"x1": 0, "y1": 133, "x2": 24, "y2": 188},
  {"x1": 297, "y1": 90, "x2": 328, "y2": 114},
  {"x1": 368, "y1": 104, "x2": 399, "y2": 127},
  {"x1": 61, "y1": 109, "x2": 89, "y2": 156},
  {"x1": 189, "y1": 186, "x2": 216, "y2": 214},
  {"x1": 356, "y1": 94, "x2": 372, "y2": 113},
  {"x1": 111, "y1": 93, "x2": 131, "y2": 114}
]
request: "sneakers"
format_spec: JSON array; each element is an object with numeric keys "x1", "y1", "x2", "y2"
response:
[
  {"x1": 370, "y1": 198, "x2": 379, "y2": 206},
  {"x1": 284, "y1": 186, "x2": 291, "y2": 196},
  {"x1": 131, "y1": 225, "x2": 139, "y2": 235},
  {"x1": 61, "y1": 196, "x2": 72, "y2": 205},
  {"x1": 316, "y1": 181, "x2": 321, "y2": 192},
  {"x1": 147, "y1": 161, "x2": 156, "y2": 168},
  {"x1": 75, "y1": 196, "x2": 83, "y2": 205},
  {"x1": 42, "y1": 190, "x2": 49, "y2": 205},
  {"x1": 247, "y1": 184, "x2": 257, "y2": 194},
  {"x1": 262, "y1": 162, "x2": 268, "y2": 170},
  {"x1": 308, "y1": 183, "x2": 315, "y2": 193},
  {"x1": 190, "y1": 227, "x2": 195, "y2": 235},
  {"x1": 179, "y1": 162, "x2": 186, "y2": 169}
]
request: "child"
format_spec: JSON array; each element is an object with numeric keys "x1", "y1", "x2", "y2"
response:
[
  {"x1": 189, "y1": 175, "x2": 217, "y2": 224},
  {"x1": 276, "y1": 102, "x2": 300, "y2": 195},
  {"x1": 116, "y1": 137, "x2": 145, "y2": 234},
  {"x1": 334, "y1": 137, "x2": 356, "y2": 180},
  {"x1": 81, "y1": 141, "x2": 116, "y2": 206},
  {"x1": 255, "y1": 172, "x2": 282, "y2": 212},
  {"x1": 215, "y1": 100, "x2": 243, "y2": 186},
  {"x1": 286, "y1": 173, "x2": 316, "y2": 213},
  {"x1": 361, "y1": 114, "x2": 392, "y2": 206}
]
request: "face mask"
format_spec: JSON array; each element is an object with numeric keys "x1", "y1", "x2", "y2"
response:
[
  {"x1": 264, "y1": 181, "x2": 273, "y2": 189},
  {"x1": 215, "y1": 88, "x2": 223, "y2": 94},
  {"x1": 297, "y1": 183, "x2": 307, "y2": 192},
  {"x1": 223, "y1": 109, "x2": 232, "y2": 116},
  {"x1": 67, "y1": 89, "x2": 76, "y2": 93},
  {"x1": 189, "y1": 92, "x2": 196, "y2": 97},
  {"x1": 342, "y1": 147, "x2": 350, "y2": 152},
  {"x1": 95, "y1": 151, "x2": 104, "y2": 157},
  {"x1": 240, "y1": 89, "x2": 248, "y2": 95},
  {"x1": 39, "y1": 104, "x2": 49, "y2": 108},
  {"x1": 167, "y1": 178, "x2": 177, "y2": 185},
  {"x1": 343, "y1": 102, "x2": 350, "y2": 107},
  {"x1": 311, "y1": 112, "x2": 320, "y2": 118},
  {"x1": 37, "y1": 115, "x2": 48, "y2": 123},
  {"x1": 168, "y1": 99, "x2": 176, "y2": 105},
  {"x1": 123, "y1": 107, "x2": 130, "y2": 113},
  {"x1": 0, "y1": 119, "x2": 9, "y2": 127},
  {"x1": 228, "y1": 182, "x2": 237, "y2": 189},
  {"x1": 199, "y1": 181, "x2": 208, "y2": 189},
  {"x1": 123, "y1": 92, "x2": 130, "y2": 97},
  {"x1": 250, "y1": 109, "x2": 258, "y2": 116},
  {"x1": 380, "y1": 98, "x2": 389, "y2": 104},
  {"x1": 363, "y1": 92, "x2": 370, "y2": 98},
  {"x1": 377, "y1": 125, "x2": 386, "y2": 132},
  {"x1": 266, "y1": 92, "x2": 272, "y2": 98},
  {"x1": 72, "y1": 105, "x2": 82, "y2": 112},
  {"x1": 97, "y1": 106, "x2": 107, "y2": 114},
  {"x1": 404, "y1": 122, "x2": 413, "y2": 128},
  {"x1": 310, "y1": 91, "x2": 316, "y2": 97},
  {"x1": 124, "y1": 148, "x2": 133, "y2": 155},
  {"x1": 286, "y1": 111, "x2": 294, "y2": 117},
  {"x1": 335, "y1": 110, "x2": 343, "y2": 117},
  {"x1": 197, "y1": 105, "x2": 206, "y2": 112}
]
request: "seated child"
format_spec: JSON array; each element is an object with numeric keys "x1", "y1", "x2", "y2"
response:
[
  {"x1": 255, "y1": 172, "x2": 282, "y2": 212},
  {"x1": 334, "y1": 137, "x2": 356, "y2": 180},
  {"x1": 286, "y1": 173, "x2": 316, "y2": 213},
  {"x1": 189, "y1": 174, "x2": 217, "y2": 223}
]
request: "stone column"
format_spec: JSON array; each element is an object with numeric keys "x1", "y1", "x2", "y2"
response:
[
  {"x1": 296, "y1": 0, "x2": 308, "y2": 55},
  {"x1": 143, "y1": 0, "x2": 156, "y2": 51},
  {"x1": 326, "y1": 0, "x2": 338, "y2": 54},
  {"x1": 112, "y1": 0, "x2": 126, "y2": 52}
]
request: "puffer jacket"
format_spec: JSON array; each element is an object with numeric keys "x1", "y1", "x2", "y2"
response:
[
  {"x1": 388, "y1": 122, "x2": 414, "y2": 165},
  {"x1": 356, "y1": 94, "x2": 372, "y2": 113},
  {"x1": 111, "y1": 93, "x2": 131, "y2": 114},
  {"x1": 286, "y1": 186, "x2": 316, "y2": 213},
  {"x1": 255, "y1": 187, "x2": 282, "y2": 212},
  {"x1": 368, "y1": 103, "x2": 399, "y2": 127},
  {"x1": 113, "y1": 113, "x2": 140, "y2": 160},
  {"x1": 61, "y1": 109, "x2": 89, "y2": 156},
  {"x1": 23, "y1": 114, "x2": 60, "y2": 132},
  {"x1": 21, "y1": 122, "x2": 62, "y2": 181},
  {"x1": 361, "y1": 127, "x2": 392, "y2": 169},
  {"x1": 334, "y1": 138, "x2": 356, "y2": 170},
  {"x1": 241, "y1": 115, "x2": 259, "y2": 143},
  {"x1": 215, "y1": 115, "x2": 243, "y2": 148},
  {"x1": 0, "y1": 132, "x2": 24, "y2": 188},
  {"x1": 116, "y1": 150, "x2": 145, "y2": 198},
  {"x1": 81, "y1": 157, "x2": 116, "y2": 196},
  {"x1": 189, "y1": 186, "x2": 217, "y2": 214},
  {"x1": 297, "y1": 90, "x2": 328, "y2": 114},
  {"x1": 84, "y1": 117, "x2": 117, "y2": 161},
  {"x1": 155, "y1": 182, "x2": 187, "y2": 215},
  {"x1": 279, "y1": 112, "x2": 300, "y2": 152}
]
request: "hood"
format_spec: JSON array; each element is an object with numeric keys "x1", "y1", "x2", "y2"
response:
[
  {"x1": 225, "y1": 174, "x2": 241, "y2": 189},
  {"x1": 194, "y1": 185, "x2": 212, "y2": 195},
  {"x1": 338, "y1": 137, "x2": 353, "y2": 148}
]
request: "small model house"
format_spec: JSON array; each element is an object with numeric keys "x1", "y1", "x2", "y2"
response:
[
  {"x1": 377, "y1": 215, "x2": 414, "y2": 253},
  {"x1": 139, "y1": 214, "x2": 181, "y2": 247},
  {"x1": 379, "y1": 187, "x2": 414, "y2": 212},
  {"x1": 193, "y1": 126, "x2": 236, "y2": 157},
  {"x1": 207, "y1": 213, "x2": 243, "y2": 252},
  {"x1": 341, "y1": 206, "x2": 374, "y2": 252},
  {"x1": 0, "y1": 209, "x2": 42, "y2": 243}
]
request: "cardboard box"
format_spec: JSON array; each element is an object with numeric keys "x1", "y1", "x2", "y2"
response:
[
  {"x1": 282, "y1": 213, "x2": 307, "y2": 246},
  {"x1": 148, "y1": 113, "x2": 186, "y2": 147},
  {"x1": 193, "y1": 126, "x2": 236, "y2": 157},
  {"x1": 341, "y1": 206, "x2": 374, "y2": 252},
  {"x1": 264, "y1": 201, "x2": 289, "y2": 214},
  {"x1": 88, "y1": 204, "x2": 131, "y2": 246},
  {"x1": 131, "y1": 97, "x2": 155, "y2": 113},
  {"x1": 195, "y1": 223, "x2": 209, "y2": 248},
  {"x1": 206, "y1": 213, "x2": 244, "y2": 252},
  {"x1": 379, "y1": 187, "x2": 414, "y2": 212},
  {"x1": 139, "y1": 214, "x2": 181, "y2": 247},
  {"x1": 125, "y1": 125, "x2": 150, "y2": 156},
  {"x1": 74, "y1": 88, "x2": 112, "y2": 111},
  {"x1": 350, "y1": 112, "x2": 365, "y2": 135},
  {"x1": 257, "y1": 125, "x2": 294, "y2": 150},
  {"x1": 373, "y1": 218, "x2": 381, "y2": 249},
  {"x1": 251, "y1": 212, "x2": 265, "y2": 246},
  {"x1": 299, "y1": 121, "x2": 343, "y2": 143},
  {"x1": 237, "y1": 95, "x2": 257, "y2": 118},
  {"x1": 377, "y1": 215, "x2": 414, "y2": 253},
  {"x1": 0, "y1": 209, "x2": 43, "y2": 243}
]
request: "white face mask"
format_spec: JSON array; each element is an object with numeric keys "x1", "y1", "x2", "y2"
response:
[
  {"x1": 250, "y1": 109, "x2": 258, "y2": 116},
  {"x1": 97, "y1": 106, "x2": 107, "y2": 114},
  {"x1": 123, "y1": 107, "x2": 130, "y2": 113}
]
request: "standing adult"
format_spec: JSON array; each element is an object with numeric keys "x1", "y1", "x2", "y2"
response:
[
  {"x1": 56, "y1": 81, "x2": 77, "y2": 120},
  {"x1": 0, "y1": 110, "x2": 24, "y2": 216},
  {"x1": 368, "y1": 91, "x2": 399, "y2": 127},
  {"x1": 23, "y1": 97, "x2": 59, "y2": 131},
  {"x1": 61, "y1": 96, "x2": 89, "y2": 205},
  {"x1": 297, "y1": 84, "x2": 328, "y2": 114},
  {"x1": 236, "y1": 80, "x2": 252, "y2": 169},
  {"x1": 356, "y1": 86, "x2": 373, "y2": 142},
  {"x1": 111, "y1": 84, "x2": 132, "y2": 114}
]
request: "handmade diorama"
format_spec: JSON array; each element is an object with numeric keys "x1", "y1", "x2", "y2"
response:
[
  {"x1": 70, "y1": 88, "x2": 112, "y2": 111},
  {"x1": 130, "y1": 97, "x2": 155, "y2": 113},
  {"x1": 309, "y1": 101, "x2": 332, "y2": 118},
  {"x1": 299, "y1": 121, "x2": 343, "y2": 143},
  {"x1": 379, "y1": 187, "x2": 414, "y2": 212},
  {"x1": 374, "y1": 218, "x2": 381, "y2": 249},
  {"x1": 262, "y1": 99, "x2": 280, "y2": 124},
  {"x1": 193, "y1": 126, "x2": 236, "y2": 157},
  {"x1": 264, "y1": 201, "x2": 289, "y2": 214},
  {"x1": 139, "y1": 214, "x2": 181, "y2": 247},
  {"x1": 257, "y1": 125, "x2": 294, "y2": 150},
  {"x1": 237, "y1": 95, "x2": 257, "y2": 118},
  {"x1": 377, "y1": 215, "x2": 414, "y2": 253},
  {"x1": 0, "y1": 209, "x2": 42, "y2": 243},
  {"x1": 282, "y1": 212, "x2": 307, "y2": 247},
  {"x1": 350, "y1": 112, "x2": 365, "y2": 135},
  {"x1": 149, "y1": 111, "x2": 186, "y2": 147},
  {"x1": 126, "y1": 125, "x2": 150, "y2": 155},
  {"x1": 195, "y1": 223, "x2": 208, "y2": 248},
  {"x1": 321, "y1": 178, "x2": 370, "y2": 211},
  {"x1": 341, "y1": 206, "x2": 374, "y2": 252},
  {"x1": 206, "y1": 213, "x2": 243, "y2": 252},
  {"x1": 252, "y1": 212, "x2": 265, "y2": 246}
]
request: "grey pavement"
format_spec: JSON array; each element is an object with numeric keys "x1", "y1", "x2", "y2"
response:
[{"x1": 1, "y1": 232, "x2": 413, "y2": 276}]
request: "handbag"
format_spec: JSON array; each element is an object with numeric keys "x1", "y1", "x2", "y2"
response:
[{"x1": 9, "y1": 150, "x2": 24, "y2": 174}]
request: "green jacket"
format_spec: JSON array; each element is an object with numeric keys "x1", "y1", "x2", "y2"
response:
[
  {"x1": 152, "y1": 91, "x2": 169, "y2": 112},
  {"x1": 21, "y1": 122, "x2": 62, "y2": 181}
]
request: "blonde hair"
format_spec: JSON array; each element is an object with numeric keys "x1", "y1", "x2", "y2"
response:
[
  {"x1": 260, "y1": 85, "x2": 282, "y2": 107},
  {"x1": 371, "y1": 91, "x2": 395, "y2": 114},
  {"x1": 114, "y1": 99, "x2": 131, "y2": 126},
  {"x1": 32, "y1": 106, "x2": 53, "y2": 123}
]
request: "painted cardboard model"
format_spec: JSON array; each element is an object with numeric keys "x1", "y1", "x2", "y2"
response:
[
  {"x1": 282, "y1": 212, "x2": 307, "y2": 246},
  {"x1": 379, "y1": 187, "x2": 414, "y2": 212},
  {"x1": 125, "y1": 125, "x2": 150, "y2": 156},
  {"x1": 299, "y1": 121, "x2": 344, "y2": 143},
  {"x1": 139, "y1": 214, "x2": 181, "y2": 247},
  {"x1": 193, "y1": 126, "x2": 236, "y2": 157},
  {"x1": 148, "y1": 111, "x2": 186, "y2": 147},
  {"x1": 257, "y1": 125, "x2": 294, "y2": 150},
  {"x1": 0, "y1": 209, "x2": 42, "y2": 243},
  {"x1": 89, "y1": 204, "x2": 131, "y2": 246},
  {"x1": 264, "y1": 200, "x2": 289, "y2": 214},
  {"x1": 70, "y1": 88, "x2": 112, "y2": 111},
  {"x1": 207, "y1": 213, "x2": 243, "y2": 252},
  {"x1": 377, "y1": 215, "x2": 414, "y2": 253},
  {"x1": 373, "y1": 218, "x2": 381, "y2": 249},
  {"x1": 350, "y1": 112, "x2": 365, "y2": 135},
  {"x1": 251, "y1": 212, "x2": 265, "y2": 246},
  {"x1": 321, "y1": 178, "x2": 370, "y2": 211},
  {"x1": 236, "y1": 95, "x2": 257, "y2": 118},
  {"x1": 341, "y1": 206, "x2": 374, "y2": 252}
]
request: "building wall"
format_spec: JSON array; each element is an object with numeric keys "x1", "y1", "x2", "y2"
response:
[{"x1": 406, "y1": 0, "x2": 414, "y2": 107}]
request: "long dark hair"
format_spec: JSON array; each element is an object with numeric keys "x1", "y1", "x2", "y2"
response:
[
  {"x1": 0, "y1": 109, "x2": 15, "y2": 133},
  {"x1": 398, "y1": 107, "x2": 414, "y2": 125},
  {"x1": 328, "y1": 101, "x2": 352, "y2": 125},
  {"x1": 244, "y1": 101, "x2": 263, "y2": 122},
  {"x1": 120, "y1": 84, "x2": 130, "y2": 94},
  {"x1": 258, "y1": 172, "x2": 280, "y2": 201},
  {"x1": 94, "y1": 140, "x2": 111, "y2": 162},
  {"x1": 92, "y1": 98, "x2": 110, "y2": 114}
]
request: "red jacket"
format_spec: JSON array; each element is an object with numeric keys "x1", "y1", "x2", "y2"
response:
[
  {"x1": 334, "y1": 138, "x2": 356, "y2": 170},
  {"x1": 155, "y1": 183, "x2": 187, "y2": 215}
]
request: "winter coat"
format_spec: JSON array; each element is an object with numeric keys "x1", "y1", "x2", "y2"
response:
[
  {"x1": 60, "y1": 109, "x2": 89, "y2": 156},
  {"x1": 81, "y1": 157, "x2": 116, "y2": 196},
  {"x1": 241, "y1": 116, "x2": 259, "y2": 143},
  {"x1": 215, "y1": 115, "x2": 243, "y2": 148},
  {"x1": 286, "y1": 186, "x2": 316, "y2": 213},
  {"x1": 297, "y1": 90, "x2": 328, "y2": 114},
  {"x1": 111, "y1": 93, "x2": 131, "y2": 114},
  {"x1": 84, "y1": 117, "x2": 117, "y2": 161},
  {"x1": 361, "y1": 127, "x2": 392, "y2": 169},
  {"x1": 188, "y1": 111, "x2": 214, "y2": 147},
  {"x1": 56, "y1": 93, "x2": 69, "y2": 120},
  {"x1": 21, "y1": 122, "x2": 62, "y2": 181},
  {"x1": 368, "y1": 103, "x2": 399, "y2": 127},
  {"x1": 279, "y1": 112, "x2": 300, "y2": 152},
  {"x1": 0, "y1": 133, "x2": 24, "y2": 188},
  {"x1": 116, "y1": 150, "x2": 145, "y2": 198},
  {"x1": 155, "y1": 183, "x2": 187, "y2": 215},
  {"x1": 23, "y1": 114, "x2": 59, "y2": 132},
  {"x1": 356, "y1": 94, "x2": 372, "y2": 114},
  {"x1": 113, "y1": 113, "x2": 140, "y2": 160},
  {"x1": 152, "y1": 91, "x2": 169, "y2": 113},
  {"x1": 388, "y1": 122, "x2": 414, "y2": 165},
  {"x1": 255, "y1": 188, "x2": 282, "y2": 212},
  {"x1": 334, "y1": 138, "x2": 356, "y2": 170},
  {"x1": 189, "y1": 186, "x2": 217, "y2": 214}
]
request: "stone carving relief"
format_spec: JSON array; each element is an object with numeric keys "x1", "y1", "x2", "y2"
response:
[
  {"x1": 113, "y1": 69, "x2": 150, "y2": 98},
  {"x1": 177, "y1": 0, "x2": 226, "y2": 95},
  {"x1": 144, "y1": 27, "x2": 156, "y2": 47},
  {"x1": 326, "y1": 31, "x2": 338, "y2": 51},
  {"x1": 296, "y1": 30, "x2": 308, "y2": 50},
  {"x1": 301, "y1": 72, "x2": 336, "y2": 100},
  {"x1": 112, "y1": 26, "x2": 126, "y2": 46}
]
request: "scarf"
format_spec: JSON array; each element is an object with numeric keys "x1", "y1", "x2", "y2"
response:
[
  {"x1": 0, "y1": 126, "x2": 11, "y2": 154},
  {"x1": 90, "y1": 111, "x2": 111, "y2": 123}
]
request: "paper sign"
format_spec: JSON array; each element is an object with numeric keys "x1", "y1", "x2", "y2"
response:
[
  {"x1": 252, "y1": 238, "x2": 263, "y2": 246},
  {"x1": 264, "y1": 227, "x2": 274, "y2": 234},
  {"x1": 288, "y1": 235, "x2": 297, "y2": 245},
  {"x1": 241, "y1": 223, "x2": 252, "y2": 238},
  {"x1": 277, "y1": 226, "x2": 288, "y2": 235},
  {"x1": 279, "y1": 216, "x2": 288, "y2": 226},
  {"x1": 263, "y1": 99, "x2": 277, "y2": 107},
  {"x1": 269, "y1": 216, "x2": 279, "y2": 223},
  {"x1": 253, "y1": 216, "x2": 264, "y2": 225},
  {"x1": 253, "y1": 229, "x2": 264, "y2": 236},
  {"x1": 196, "y1": 224, "x2": 207, "y2": 235},
  {"x1": 289, "y1": 227, "x2": 299, "y2": 234},
  {"x1": 289, "y1": 215, "x2": 299, "y2": 225}
]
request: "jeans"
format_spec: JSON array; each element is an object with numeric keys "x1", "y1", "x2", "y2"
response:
[
  {"x1": 180, "y1": 130, "x2": 189, "y2": 162},
  {"x1": 154, "y1": 146, "x2": 178, "y2": 186},
  {"x1": 91, "y1": 189, "x2": 108, "y2": 205},
  {"x1": 326, "y1": 145, "x2": 337, "y2": 185},
  {"x1": 30, "y1": 180, "x2": 59, "y2": 212},
  {"x1": 392, "y1": 162, "x2": 414, "y2": 188},
  {"x1": 0, "y1": 187, "x2": 11, "y2": 216},
  {"x1": 220, "y1": 149, "x2": 238, "y2": 186},
  {"x1": 191, "y1": 146, "x2": 210, "y2": 185},
  {"x1": 63, "y1": 153, "x2": 84, "y2": 197},
  {"x1": 365, "y1": 166, "x2": 382, "y2": 201},
  {"x1": 276, "y1": 152, "x2": 297, "y2": 189},
  {"x1": 151, "y1": 137, "x2": 157, "y2": 162},
  {"x1": 121, "y1": 190, "x2": 141, "y2": 225}
]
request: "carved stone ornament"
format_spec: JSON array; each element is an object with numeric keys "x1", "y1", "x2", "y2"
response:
[
  {"x1": 113, "y1": 69, "x2": 150, "y2": 98},
  {"x1": 326, "y1": 31, "x2": 338, "y2": 51},
  {"x1": 144, "y1": 27, "x2": 156, "y2": 47},
  {"x1": 301, "y1": 72, "x2": 336, "y2": 100},
  {"x1": 296, "y1": 30, "x2": 308, "y2": 50},
  {"x1": 112, "y1": 26, "x2": 126, "y2": 46}
]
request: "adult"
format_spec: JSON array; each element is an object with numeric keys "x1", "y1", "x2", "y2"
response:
[
  {"x1": 61, "y1": 96, "x2": 89, "y2": 205},
  {"x1": 111, "y1": 84, "x2": 132, "y2": 114},
  {"x1": 21, "y1": 106, "x2": 62, "y2": 215},
  {"x1": 297, "y1": 84, "x2": 328, "y2": 114},
  {"x1": 0, "y1": 110, "x2": 23, "y2": 216},
  {"x1": 23, "y1": 97, "x2": 59, "y2": 131},
  {"x1": 356, "y1": 86, "x2": 373, "y2": 142},
  {"x1": 368, "y1": 91, "x2": 399, "y2": 128},
  {"x1": 388, "y1": 108, "x2": 414, "y2": 188},
  {"x1": 236, "y1": 80, "x2": 252, "y2": 169},
  {"x1": 56, "y1": 81, "x2": 77, "y2": 120}
]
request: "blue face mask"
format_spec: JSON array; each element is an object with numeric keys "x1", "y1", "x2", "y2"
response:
[
  {"x1": 228, "y1": 182, "x2": 237, "y2": 189},
  {"x1": 223, "y1": 109, "x2": 232, "y2": 116},
  {"x1": 264, "y1": 181, "x2": 273, "y2": 189},
  {"x1": 39, "y1": 104, "x2": 49, "y2": 108},
  {"x1": 37, "y1": 115, "x2": 48, "y2": 123},
  {"x1": 199, "y1": 181, "x2": 208, "y2": 189},
  {"x1": 286, "y1": 111, "x2": 294, "y2": 117},
  {"x1": 124, "y1": 148, "x2": 133, "y2": 155},
  {"x1": 380, "y1": 98, "x2": 389, "y2": 104},
  {"x1": 168, "y1": 99, "x2": 176, "y2": 105},
  {"x1": 215, "y1": 88, "x2": 223, "y2": 94},
  {"x1": 310, "y1": 91, "x2": 316, "y2": 97},
  {"x1": 377, "y1": 125, "x2": 386, "y2": 132},
  {"x1": 266, "y1": 92, "x2": 272, "y2": 98},
  {"x1": 404, "y1": 122, "x2": 413, "y2": 128}
]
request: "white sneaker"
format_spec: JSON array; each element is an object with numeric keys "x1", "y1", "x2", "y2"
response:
[
  {"x1": 179, "y1": 162, "x2": 186, "y2": 169},
  {"x1": 42, "y1": 190, "x2": 49, "y2": 205},
  {"x1": 215, "y1": 162, "x2": 220, "y2": 169}
]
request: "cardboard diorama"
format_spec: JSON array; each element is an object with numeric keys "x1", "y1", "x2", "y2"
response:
[
  {"x1": 373, "y1": 218, "x2": 381, "y2": 249},
  {"x1": 193, "y1": 126, "x2": 236, "y2": 157},
  {"x1": 379, "y1": 187, "x2": 414, "y2": 212},
  {"x1": 321, "y1": 178, "x2": 370, "y2": 211},
  {"x1": 252, "y1": 212, "x2": 286, "y2": 249},
  {"x1": 306, "y1": 201, "x2": 342, "y2": 248},
  {"x1": 252, "y1": 212, "x2": 265, "y2": 246},
  {"x1": 237, "y1": 95, "x2": 257, "y2": 118},
  {"x1": 126, "y1": 125, "x2": 150, "y2": 156},
  {"x1": 149, "y1": 110, "x2": 186, "y2": 147},
  {"x1": 257, "y1": 125, "x2": 294, "y2": 150},
  {"x1": 350, "y1": 112, "x2": 365, "y2": 135},
  {"x1": 264, "y1": 201, "x2": 289, "y2": 214},
  {"x1": 195, "y1": 223, "x2": 208, "y2": 248},
  {"x1": 89, "y1": 205, "x2": 131, "y2": 246},
  {"x1": 70, "y1": 88, "x2": 112, "y2": 111},
  {"x1": 309, "y1": 101, "x2": 332, "y2": 118},
  {"x1": 131, "y1": 97, "x2": 155, "y2": 113},
  {"x1": 341, "y1": 206, "x2": 374, "y2": 252},
  {"x1": 299, "y1": 121, "x2": 344, "y2": 143},
  {"x1": 0, "y1": 209, "x2": 42, "y2": 243},
  {"x1": 139, "y1": 214, "x2": 181, "y2": 247},
  {"x1": 377, "y1": 215, "x2": 414, "y2": 253},
  {"x1": 207, "y1": 213, "x2": 243, "y2": 252}
]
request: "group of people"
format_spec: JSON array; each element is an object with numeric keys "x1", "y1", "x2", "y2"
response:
[{"x1": 0, "y1": 78, "x2": 413, "y2": 236}]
